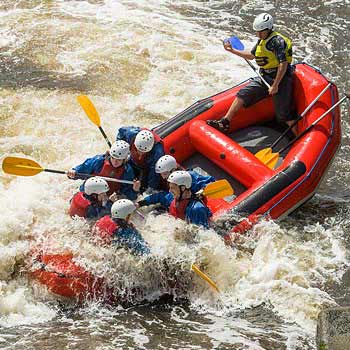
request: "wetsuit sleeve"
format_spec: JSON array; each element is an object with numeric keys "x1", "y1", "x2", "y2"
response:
[
  {"x1": 145, "y1": 143, "x2": 165, "y2": 190},
  {"x1": 267, "y1": 36, "x2": 287, "y2": 63},
  {"x1": 73, "y1": 154, "x2": 105, "y2": 175},
  {"x1": 142, "y1": 191, "x2": 174, "y2": 208},
  {"x1": 85, "y1": 205, "x2": 98, "y2": 219},
  {"x1": 189, "y1": 171, "x2": 215, "y2": 193},
  {"x1": 186, "y1": 202, "x2": 212, "y2": 229},
  {"x1": 112, "y1": 227, "x2": 150, "y2": 256},
  {"x1": 116, "y1": 126, "x2": 141, "y2": 143},
  {"x1": 85, "y1": 201, "x2": 112, "y2": 219},
  {"x1": 120, "y1": 163, "x2": 138, "y2": 200}
]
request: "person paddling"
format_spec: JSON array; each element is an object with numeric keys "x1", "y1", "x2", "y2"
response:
[
  {"x1": 207, "y1": 13, "x2": 297, "y2": 134},
  {"x1": 93, "y1": 199, "x2": 150, "y2": 256},
  {"x1": 69, "y1": 177, "x2": 112, "y2": 219},
  {"x1": 67, "y1": 140, "x2": 140, "y2": 200},
  {"x1": 116, "y1": 126, "x2": 165, "y2": 192},
  {"x1": 137, "y1": 155, "x2": 215, "y2": 210},
  {"x1": 166, "y1": 170, "x2": 212, "y2": 229}
]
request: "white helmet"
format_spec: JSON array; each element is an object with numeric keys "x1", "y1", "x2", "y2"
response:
[
  {"x1": 134, "y1": 130, "x2": 154, "y2": 152},
  {"x1": 155, "y1": 155, "x2": 177, "y2": 174},
  {"x1": 167, "y1": 170, "x2": 192, "y2": 189},
  {"x1": 111, "y1": 199, "x2": 136, "y2": 219},
  {"x1": 85, "y1": 177, "x2": 109, "y2": 195},
  {"x1": 253, "y1": 13, "x2": 274, "y2": 31},
  {"x1": 110, "y1": 140, "x2": 130, "y2": 160}
]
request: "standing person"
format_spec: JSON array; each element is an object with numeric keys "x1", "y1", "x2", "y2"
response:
[
  {"x1": 207, "y1": 13, "x2": 297, "y2": 134},
  {"x1": 116, "y1": 126, "x2": 164, "y2": 192},
  {"x1": 166, "y1": 170, "x2": 212, "y2": 229},
  {"x1": 69, "y1": 177, "x2": 112, "y2": 219},
  {"x1": 67, "y1": 140, "x2": 140, "y2": 200},
  {"x1": 137, "y1": 155, "x2": 215, "y2": 210},
  {"x1": 93, "y1": 199, "x2": 150, "y2": 256}
]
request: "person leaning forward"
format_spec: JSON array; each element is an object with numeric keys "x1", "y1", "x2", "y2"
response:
[{"x1": 207, "y1": 13, "x2": 297, "y2": 134}]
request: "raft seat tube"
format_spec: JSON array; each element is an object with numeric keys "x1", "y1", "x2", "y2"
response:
[{"x1": 189, "y1": 120, "x2": 274, "y2": 188}]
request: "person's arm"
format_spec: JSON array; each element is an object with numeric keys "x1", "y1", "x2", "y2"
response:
[
  {"x1": 85, "y1": 205, "x2": 99, "y2": 219},
  {"x1": 223, "y1": 41, "x2": 255, "y2": 60},
  {"x1": 186, "y1": 202, "x2": 212, "y2": 229},
  {"x1": 269, "y1": 61, "x2": 288, "y2": 95},
  {"x1": 139, "y1": 191, "x2": 173, "y2": 207},
  {"x1": 116, "y1": 126, "x2": 140, "y2": 143},
  {"x1": 146, "y1": 143, "x2": 165, "y2": 190},
  {"x1": 268, "y1": 36, "x2": 289, "y2": 95},
  {"x1": 189, "y1": 171, "x2": 215, "y2": 193},
  {"x1": 119, "y1": 163, "x2": 139, "y2": 200},
  {"x1": 72, "y1": 155, "x2": 105, "y2": 176}
]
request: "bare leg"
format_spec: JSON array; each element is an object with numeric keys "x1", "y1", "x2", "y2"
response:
[
  {"x1": 224, "y1": 97, "x2": 244, "y2": 121},
  {"x1": 285, "y1": 120, "x2": 298, "y2": 136}
]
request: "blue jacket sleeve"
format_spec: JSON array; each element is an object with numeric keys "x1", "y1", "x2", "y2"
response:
[
  {"x1": 189, "y1": 171, "x2": 216, "y2": 193},
  {"x1": 85, "y1": 200, "x2": 113, "y2": 219},
  {"x1": 145, "y1": 143, "x2": 165, "y2": 190},
  {"x1": 119, "y1": 163, "x2": 138, "y2": 200},
  {"x1": 186, "y1": 201, "x2": 212, "y2": 228},
  {"x1": 143, "y1": 191, "x2": 174, "y2": 208},
  {"x1": 73, "y1": 154, "x2": 105, "y2": 175},
  {"x1": 113, "y1": 226, "x2": 150, "y2": 256},
  {"x1": 116, "y1": 126, "x2": 141, "y2": 143}
]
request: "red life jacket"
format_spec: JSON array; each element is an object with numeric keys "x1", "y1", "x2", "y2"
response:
[
  {"x1": 95, "y1": 159, "x2": 125, "y2": 195},
  {"x1": 92, "y1": 215, "x2": 119, "y2": 245},
  {"x1": 169, "y1": 198, "x2": 190, "y2": 220},
  {"x1": 69, "y1": 192, "x2": 91, "y2": 218},
  {"x1": 130, "y1": 143, "x2": 148, "y2": 168}
]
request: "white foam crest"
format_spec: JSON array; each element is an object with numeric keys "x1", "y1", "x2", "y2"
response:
[
  {"x1": 0, "y1": 241, "x2": 29, "y2": 280},
  {"x1": 0, "y1": 279, "x2": 56, "y2": 327},
  {"x1": 214, "y1": 219, "x2": 346, "y2": 332}
]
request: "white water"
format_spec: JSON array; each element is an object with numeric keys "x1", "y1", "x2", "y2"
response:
[{"x1": 0, "y1": 1, "x2": 350, "y2": 349}]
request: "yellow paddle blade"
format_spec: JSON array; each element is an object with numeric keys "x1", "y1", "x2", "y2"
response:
[
  {"x1": 264, "y1": 152, "x2": 279, "y2": 169},
  {"x1": 191, "y1": 264, "x2": 220, "y2": 293},
  {"x1": 201, "y1": 179, "x2": 234, "y2": 199},
  {"x1": 255, "y1": 147, "x2": 272, "y2": 161},
  {"x1": 2, "y1": 157, "x2": 44, "y2": 176},
  {"x1": 77, "y1": 95, "x2": 101, "y2": 127},
  {"x1": 255, "y1": 147, "x2": 279, "y2": 169}
]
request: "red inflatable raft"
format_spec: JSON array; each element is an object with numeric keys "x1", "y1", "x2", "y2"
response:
[
  {"x1": 31, "y1": 63, "x2": 341, "y2": 301},
  {"x1": 154, "y1": 62, "x2": 341, "y2": 234}
]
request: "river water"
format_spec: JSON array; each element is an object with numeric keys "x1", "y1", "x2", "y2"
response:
[{"x1": 0, "y1": 1, "x2": 350, "y2": 349}]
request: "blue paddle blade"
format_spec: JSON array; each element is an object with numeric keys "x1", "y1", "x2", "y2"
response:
[{"x1": 228, "y1": 36, "x2": 245, "y2": 50}]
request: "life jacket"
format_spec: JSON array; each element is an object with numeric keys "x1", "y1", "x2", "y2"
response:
[
  {"x1": 130, "y1": 143, "x2": 149, "y2": 169},
  {"x1": 69, "y1": 192, "x2": 91, "y2": 218},
  {"x1": 95, "y1": 158, "x2": 125, "y2": 194},
  {"x1": 92, "y1": 215, "x2": 119, "y2": 245},
  {"x1": 254, "y1": 31, "x2": 293, "y2": 70},
  {"x1": 169, "y1": 198, "x2": 191, "y2": 220}
]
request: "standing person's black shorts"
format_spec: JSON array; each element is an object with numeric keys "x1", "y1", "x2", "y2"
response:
[{"x1": 236, "y1": 65, "x2": 296, "y2": 124}]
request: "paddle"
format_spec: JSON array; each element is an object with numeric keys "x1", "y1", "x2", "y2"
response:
[
  {"x1": 259, "y1": 94, "x2": 350, "y2": 169},
  {"x1": 2, "y1": 156, "x2": 134, "y2": 184},
  {"x1": 227, "y1": 36, "x2": 271, "y2": 89},
  {"x1": 196, "y1": 179, "x2": 234, "y2": 199},
  {"x1": 77, "y1": 95, "x2": 112, "y2": 147},
  {"x1": 255, "y1": 82, "x2": 332, "y2": 163},
  {"x1": 191, "y1": 264, "x2": 220, "y2": 293}
]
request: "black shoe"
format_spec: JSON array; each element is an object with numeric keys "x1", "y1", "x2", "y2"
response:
[{"x1": 206, "y1": 118, "x2": 230, "y2": 133}]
